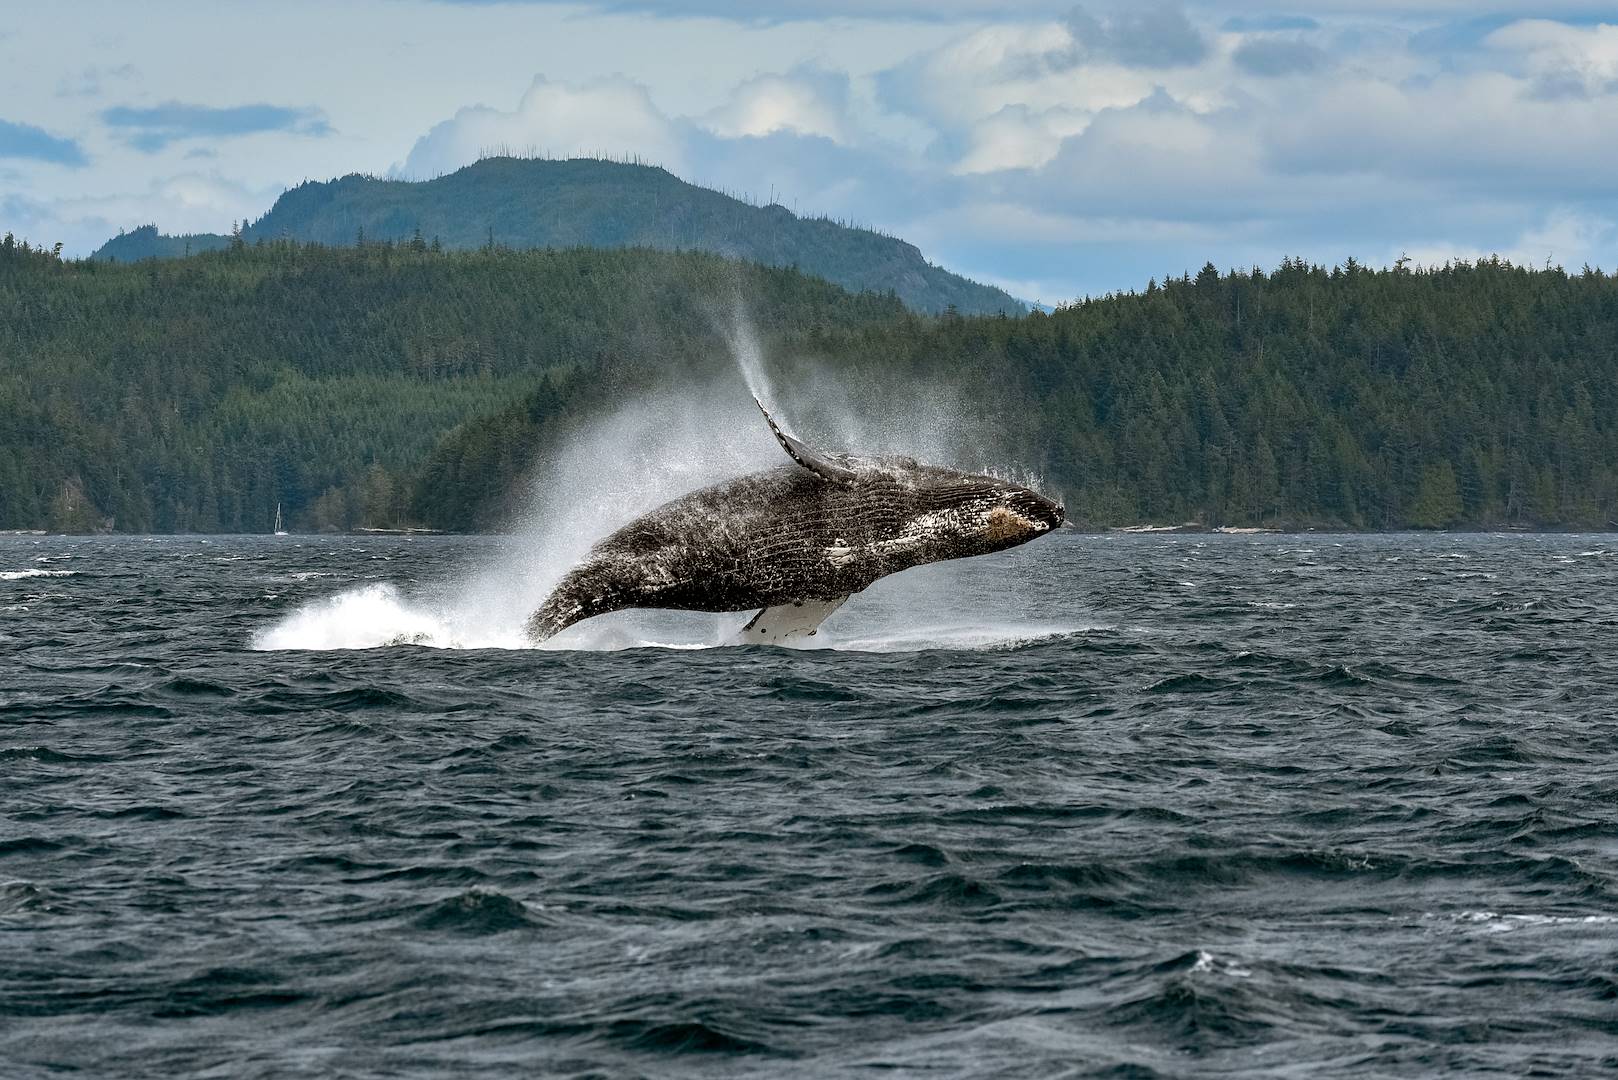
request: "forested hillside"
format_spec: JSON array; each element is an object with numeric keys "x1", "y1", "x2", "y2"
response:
[
  {"x1": 913, "y1": 258, "x2": 1618, "y2": 529},
  {"x1": 0, "y1": 233, "x2": 901, "y2": 532},
  {"x1": 93, "y1": 226, "x2": 228, "y2": 260},
  {"x1": 5, "y1": 231, "x2": 1617, "y2": 533},
  {"x1": 414, "y1": 258, "x2": 1618, "y2": 532},
  {"x1": 91, "y1": 157, "x2": 1023, "y2": 316}
]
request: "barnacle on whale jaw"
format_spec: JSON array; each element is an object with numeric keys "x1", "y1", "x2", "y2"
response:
[{"x1": 985, "y1": 506, "x2": 1041, "y2": 543}]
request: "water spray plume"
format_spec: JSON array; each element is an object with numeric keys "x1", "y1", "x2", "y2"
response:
[
  {"x1": 725, "y1": 304, "x2": 776, "y2": 412},
  {"x1": 254, "y1": 386, "x2": 777, "y2": 651}
]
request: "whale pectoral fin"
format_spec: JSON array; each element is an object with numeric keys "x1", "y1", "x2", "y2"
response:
[
  {"x1": 737, "y1": 595, "x2": 849, "y2": 644},
  {"x1": 754, "y1": 397, "x2": 858, "y2": 485}
]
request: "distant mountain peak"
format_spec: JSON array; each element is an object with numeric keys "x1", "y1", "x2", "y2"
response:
[{"x1": 94, "y1": 156, "x2": 1022, "y2": 316}]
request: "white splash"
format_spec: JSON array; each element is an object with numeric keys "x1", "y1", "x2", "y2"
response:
[
  {"x1": 253, "y1": 385, "x2": 780, "y2": 652},
  {"x1": 0, "y1": 569, "x2": 77, "y2": 581},
  {"x1": 251, "y1": 583, "x2": 491, "y2": 651}
]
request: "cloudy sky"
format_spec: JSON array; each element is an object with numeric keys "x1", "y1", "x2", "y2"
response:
[{"x1": 3, "y1": 1, "x2": 1616, "y2": 302}]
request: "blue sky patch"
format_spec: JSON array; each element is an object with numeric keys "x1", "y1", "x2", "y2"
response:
[
  {"x1": 0, "y1": 118, "x2": 87, "y2": 166},
  {"x1": 101, "y1": 102, "x2": 330, "y2": 151}
]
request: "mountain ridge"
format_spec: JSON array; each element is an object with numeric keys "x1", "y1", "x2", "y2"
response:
[
  {"x1": 92, "y1": 157, "x2": 1024, "y2": 316},
  {"x1": 11, "y1": 232, "x2": 1617, "y2": 534}
]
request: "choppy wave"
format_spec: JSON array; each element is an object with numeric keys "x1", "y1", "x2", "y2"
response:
[
  {"x1": 0, "y1": 568, "x2": 77, "y2": 580},
  {"x1": 5, "y1": 531, "x2": 1618, "y2": 1078}
]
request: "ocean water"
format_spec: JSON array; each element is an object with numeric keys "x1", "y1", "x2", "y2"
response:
[{"x1": 2, "y1": 531, "x2": 1616, "y2": 1077}]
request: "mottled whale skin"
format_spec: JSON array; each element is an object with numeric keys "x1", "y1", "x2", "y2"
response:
[{"x1": 525, "y1": 404, "x2": 1064, "y2": 643}]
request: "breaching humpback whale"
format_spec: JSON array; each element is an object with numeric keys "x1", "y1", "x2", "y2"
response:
[{"x1": 525, "y1": 401, "x2": 1064, "y2": 644}]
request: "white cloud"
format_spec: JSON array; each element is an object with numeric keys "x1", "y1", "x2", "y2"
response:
[
  {"x1": 703, "y1": 70, "x2": 850, "y2": 142},
  {"x1": 8, "y1": 0, "x2": 1618, "y2": 303},
  {"x1": 951, "y1": 104, "x2": 1088, "y2": 174},
  {"x1": 905, "y1": 200, "x2": 1232, "y2": 258},
  {"x1": 866, "y1": 10, "x2": 1618, "y2": 236},
  {"x1": 1003, "y1": 92, "x2": 1277, "y2": 222},
  {"x1": 5, "y1": 172, "x2": 278, "y2": 252},
  {"x1": 1262, "y1": 68, "x2": 1618, "y2": 191},
  {"x1": 400, "y1": 75, "x2": 685, "y2": 177},
  {"x1": 1518, "y1": 208, "x2": 1618, "y2": 266},
  {"x1": 878, "y1": 21, "x2": 1086, "y2": 132},
  {"x1": 1398, "y1": 209, "x2": 1618, "y2": 270},
  {"x1": 440, "y1": 0, "x2": 1075, "y2": 20},
  {"x1": 419, "y1": 1, "x2": 1618, "y2": 22},
  {"x1": 1485, "y1": 19, "x2": 1618, "y2": 96},
  {"x1": 1064, "y1": 4, "x2": 1208, "y2": 69}
]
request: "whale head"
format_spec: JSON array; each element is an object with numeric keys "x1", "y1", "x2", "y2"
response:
[
  {"x1": 752, "y1": 396, "x2": 1064, "y2": 561},
  {"x1": 905, "y1": 465, "x2": 1065, "y2": 558}
]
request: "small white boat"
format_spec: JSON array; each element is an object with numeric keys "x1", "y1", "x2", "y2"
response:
[{"x1": 273, "y1": 503, "x2": 289, "y2": 536}]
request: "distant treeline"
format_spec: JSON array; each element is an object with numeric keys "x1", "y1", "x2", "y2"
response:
[
  {"x1": 845, "y1": 257, "x2": 1618, "y2": 530},
  {"x1": 3, "y1": 231, "x2": 1617, "y2": 533},
  {"x1": 0, "y1": 233, "x2": 899, "y2": 533}
]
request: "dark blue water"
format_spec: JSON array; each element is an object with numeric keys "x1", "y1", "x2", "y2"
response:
[{"x1": 3, "y1": 533, "x2": 1616, "y2": 1077}]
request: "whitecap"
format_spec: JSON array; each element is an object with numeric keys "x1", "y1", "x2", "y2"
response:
[
  {"x1": 1439, "y1": 910, "x2": 1618, "y2": 933},
  {"x1": 1189, "y1": 949, "x2": 1251, "y2": 978}
]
